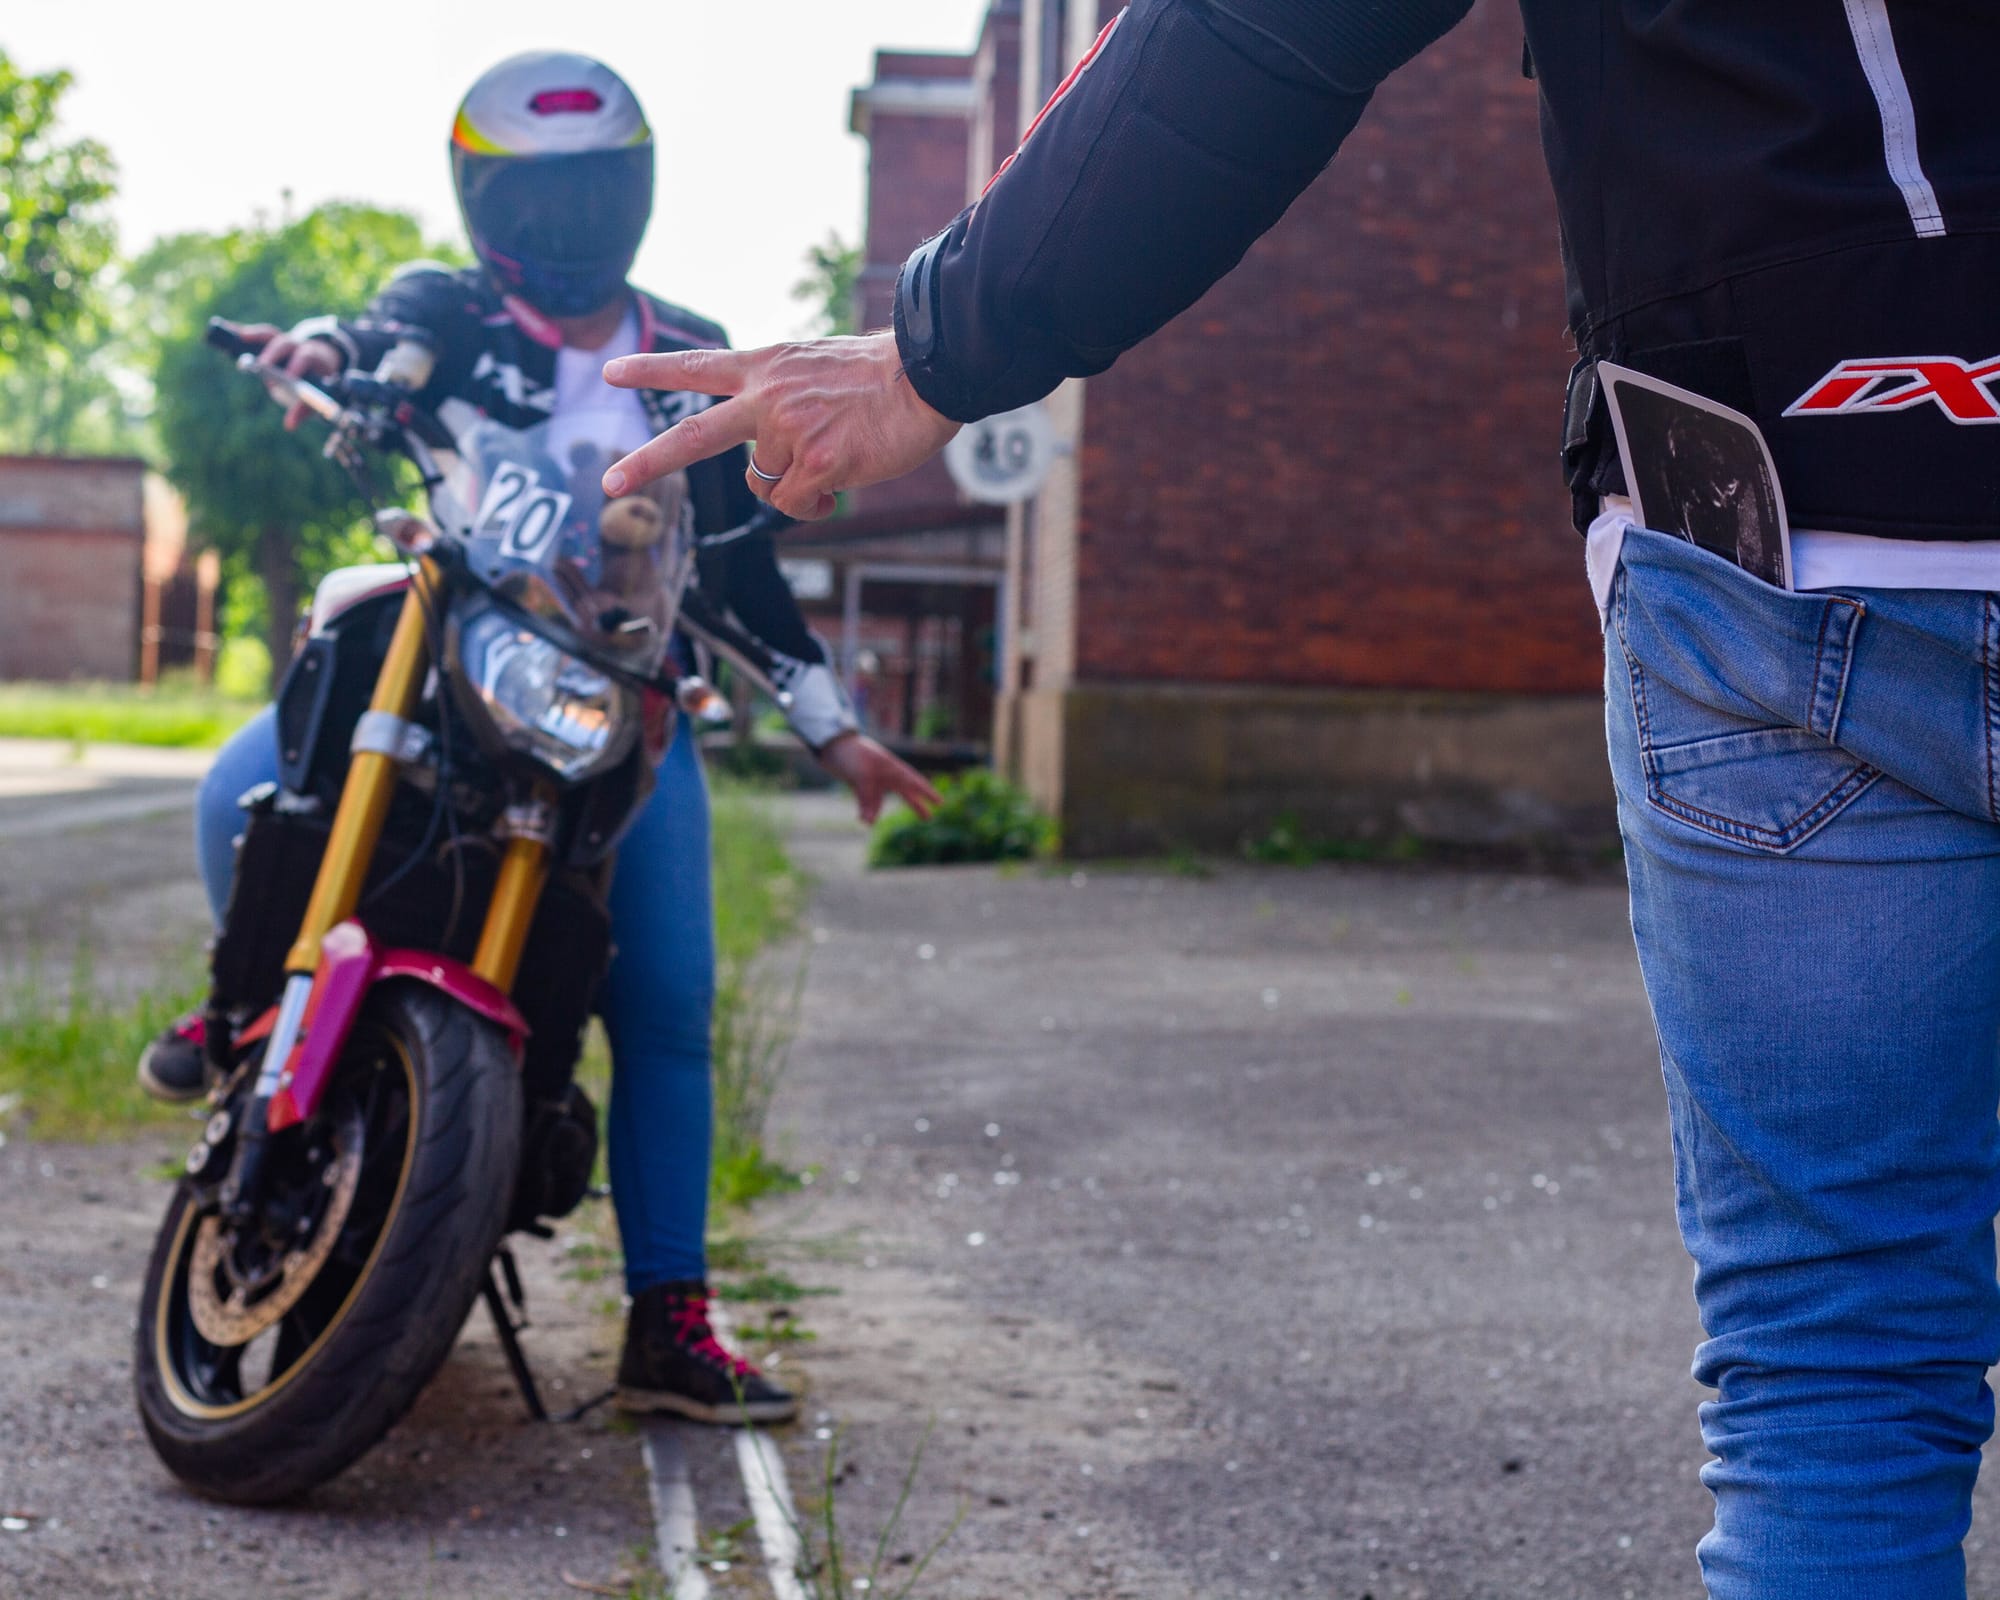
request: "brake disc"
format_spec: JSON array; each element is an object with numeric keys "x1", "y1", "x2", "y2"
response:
[{"x1": 187, "y1": 1121, "x2": 364, "y2": 1348}]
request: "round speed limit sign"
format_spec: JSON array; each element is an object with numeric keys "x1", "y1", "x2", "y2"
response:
[{"x1": 943, "y1": 402, "x2": 1057, "y2": 505}]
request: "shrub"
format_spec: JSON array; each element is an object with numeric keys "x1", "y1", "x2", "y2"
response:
[{"x1": 868, "y1": 768, "x2": 1055, "y2": 867}]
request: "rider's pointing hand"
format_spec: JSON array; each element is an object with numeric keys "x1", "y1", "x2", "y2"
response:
[{"x1": 599, "y1": 332, "x2": 961, "y2": 521}]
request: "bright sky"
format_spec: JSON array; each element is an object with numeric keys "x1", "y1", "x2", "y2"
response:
[{"x1": 5, "y1": 0, "x2": 989, "y2": 347}]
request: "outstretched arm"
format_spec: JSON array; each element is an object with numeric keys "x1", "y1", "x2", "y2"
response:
[{"x1": 602, "y1": 0, "x2": 1472, "y2": 517}]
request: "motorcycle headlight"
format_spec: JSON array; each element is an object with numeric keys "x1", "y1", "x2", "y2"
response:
[{"x1": 454, "y1": 608, "x2": 637, "y2": 780}]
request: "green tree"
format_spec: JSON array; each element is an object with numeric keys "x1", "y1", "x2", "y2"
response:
[
  {"x1": 0, "y1": 227, "x2": 248, "y2": 457},
  {"x1": 152, "y1": 204, "x2": 442, "y2": 672},
  {"x1": 792, "y1": 231, "x2": 862, "y2": 336},
  {"x1": 0, "y1": 50, "x2": 116, "y2": 376},
  {"x1": 0, "y1": 316, "x2": 136, "y2": 455}
]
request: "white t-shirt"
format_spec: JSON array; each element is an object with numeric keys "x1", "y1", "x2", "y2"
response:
[
  {"x1": 546, "y1": 309, "x2": 653, "y2": 468},
  {"x1": 1588, "y1": 493, "x2": 2000, "y2": 619}
]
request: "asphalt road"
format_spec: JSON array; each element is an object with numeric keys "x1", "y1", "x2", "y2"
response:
[
  {"x1": 12, "y1": 746, "x2": 2000, "y2": 1598},
  {"x1": 0, "y1": 741, "x2": 658, "y2": 1600},
  {"x1": 753, "y1": 801, "x2": 2000, "y2": 1600}
]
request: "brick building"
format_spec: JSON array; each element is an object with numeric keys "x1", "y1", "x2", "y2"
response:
[
  {"x1": 843, "y1": 0, "x2": 1613, "y2": 851},
  {"x1": 0, "y1": 456, "x2": 149, "y2": 682},
  {"x1": 775, "y1": 17, "x2": 1022, "y2": 752}
]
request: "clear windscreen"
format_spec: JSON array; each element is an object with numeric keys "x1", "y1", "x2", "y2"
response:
[{"x1": 436, "y1": 416, "x2": 691, "y2": 675}]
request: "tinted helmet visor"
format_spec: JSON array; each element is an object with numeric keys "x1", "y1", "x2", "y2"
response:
[{"x1": 453, "y1": 144, "x2": 654, "y2": 308}]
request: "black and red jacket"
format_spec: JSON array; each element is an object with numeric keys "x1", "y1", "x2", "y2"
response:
[
  {"x1": 896, "y1": 0, "x2": 2000, "y2": 539},
  {"x1": 304, "y1": 265, "x2": 856, "y2": 746}
]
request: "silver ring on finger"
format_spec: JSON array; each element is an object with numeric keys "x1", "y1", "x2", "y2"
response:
[{"x1": 746, "y1": 451, "x2": 785, "y2": 484}]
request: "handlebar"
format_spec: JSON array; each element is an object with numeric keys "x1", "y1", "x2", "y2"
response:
[
  {"x1": 201, "y1": 315, "x2": 762, "y2": 703},
  {"x1": 205, "y1": 317, "x2": 455, "y2": 452},
  {"x1": 203, "y1": 319, "x2": 261, "y2": 361},
  {"x1": 207, "y1": 319, "x2": 349, "y2": 426}
]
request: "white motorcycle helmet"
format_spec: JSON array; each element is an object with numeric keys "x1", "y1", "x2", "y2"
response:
[{"x1": 450, "y1": 51, "x2": 655, "y2": 317}]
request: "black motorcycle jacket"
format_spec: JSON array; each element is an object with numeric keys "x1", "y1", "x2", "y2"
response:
[
  {"x1": 896, "y1": 0, "x2": 2000, "y2": 540},
  {"x1": 301, "y1": 265, "x2": 857, "y2": 747}
]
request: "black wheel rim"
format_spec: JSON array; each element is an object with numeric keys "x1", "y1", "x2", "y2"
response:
[{"x1": 153, "y1": 1024, "x2": 418, "y2": 1420}]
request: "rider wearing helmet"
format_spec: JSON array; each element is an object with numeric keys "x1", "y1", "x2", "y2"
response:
[{"x1": 137, "y1": 51, "x2": 938, "y2": 1425}]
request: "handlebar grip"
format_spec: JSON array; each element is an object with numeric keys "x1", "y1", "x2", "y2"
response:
[{"x1": 204, "y1": 319, "x2": 259, "y2": 361}]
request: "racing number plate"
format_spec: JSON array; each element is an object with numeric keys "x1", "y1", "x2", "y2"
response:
[{"x1": 474, "y1": 464, "x2": 573, "y2": 564}]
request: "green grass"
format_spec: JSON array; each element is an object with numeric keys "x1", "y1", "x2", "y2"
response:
[
  {"x1": 730, "y1": 1310, "x2": 817, "y2": 1345},
  {"x1": 789, "y1": 1422, "x2": 963, "y2": 1600},
  {"x1": 1241, "y1": 811, "x2": 1427, "y2": 866},
  {"x1": 572, "y1": 776, "x2": 810, "y2": 1212},
  {"x1": 707, "y1": 777, "x2": 809, "y2": 1208},
  {"x1": 0, "y1": 771, "x2": 806, "y2": 1185},
  {"x1": 0, "y1": 945, "x2": 206, "y2": 1139},
  {"x1": 710, "y1": 775, "x2": 806, "y2": 966},
  {"x1": 0, "y1": 680, "x2": 261, "y2": 750},
  {"x1": 715, "y1": 1270, "x2": 836, "y2": 1303}
]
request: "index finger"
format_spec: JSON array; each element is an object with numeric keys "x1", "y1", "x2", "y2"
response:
[
  {"x1": 603, "y1": 346, "x2": 759, "y2": 397},
  {"x1": 896, "y1": 767, "x2": 944, "y2": 818},
  {"x1": 603, "y1": 393, "x2": 760, "y2": 495}
]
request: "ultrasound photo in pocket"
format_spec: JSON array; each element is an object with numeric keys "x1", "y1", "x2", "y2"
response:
[{"x1": 1600, "y1": 363, "x2": 1792, "y2": 590}]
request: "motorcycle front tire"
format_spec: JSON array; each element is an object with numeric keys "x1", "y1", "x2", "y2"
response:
[{"x1": 134, "y1": 981, "x2": 521, "y2": 1504}]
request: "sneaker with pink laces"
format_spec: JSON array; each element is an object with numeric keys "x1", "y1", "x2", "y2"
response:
[
  {"x1": 136, "y1": 1011, "x2": 209, "y2": 1104},
  {"x1": 615, "y1": 1280, "x2": 797, "y2": 1424}
]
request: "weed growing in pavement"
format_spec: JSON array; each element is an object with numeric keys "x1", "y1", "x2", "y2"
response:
[
  {"x1": 0, "y1": 941, "x2": 205, "y2": 1139},
  {"x1": 1241, "y1": 811, "x2": 1427, "y2": 866},
  {"x1": 716, "y1": 1270, "x2": 837, "y2": 1303},
  {"x1": 784, "y1": 1420, "x2": 963, "y2": 1600},
  {"x1": 696, "y1": 1516, "x2": 756, "y2": 1569},
  {"x1": 709, "y1": 777, "x2": 808, "y2": 1207},
  {"x1": 562, "y1": 1236, "x2": 621, "y2": 1285},
  {"x1": 706, "y1": 1233, "x2": 764, "y2": 1273},
  {"x1": 730, "y1": 1309, "x2": 817, "y2": 1345},
  {"x1": 709, "y1": 955, "x2": 807, "y2": 1209}
]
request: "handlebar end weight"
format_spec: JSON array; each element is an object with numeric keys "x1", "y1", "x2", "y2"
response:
[{"x1": 205, "y1": 318, "x2": 257, "y2": 360}]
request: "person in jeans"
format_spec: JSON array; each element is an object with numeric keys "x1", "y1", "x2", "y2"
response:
[
  {"x1": 596, "y1": 0, "x2": 2000, "y2": 1592},
  {"x1": 140, "y1": 51, "x2": 938, "y2": 1426}
]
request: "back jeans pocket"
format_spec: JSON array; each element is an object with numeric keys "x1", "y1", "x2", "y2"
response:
[{"x1": 1612, "y1": 539, "x2": 1880, "y2": 855}]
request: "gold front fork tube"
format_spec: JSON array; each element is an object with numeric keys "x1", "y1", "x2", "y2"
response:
[
  {"x1": 283, "y1": 560, "x2": 442, "y2": 975},
  {"x1": 471, "y1": 822, "x2": 552, "y2": 994}
]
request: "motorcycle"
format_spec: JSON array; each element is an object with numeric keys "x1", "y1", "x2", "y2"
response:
[{"x1": 134, "y1": 320, "x2": 786, "y2": 1503}]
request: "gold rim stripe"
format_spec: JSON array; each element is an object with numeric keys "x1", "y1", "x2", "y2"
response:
[{"x1": 156, "y1": 1037, "x2": 420, "y2": 1421}]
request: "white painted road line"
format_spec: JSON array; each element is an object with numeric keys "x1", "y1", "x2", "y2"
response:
[
  {"x1": 635, "y1": 1301, "x2": 809, "y2": 1598},
  {"x1": 708, "y1": 1300, "x2": 809, "y2": 1600},
  {"x1": 735, "y1": 1427, "x2": 808, "y2": 1600},
  {"x1": 638, "y1": 1417, "x2": 711, "y2": 1600}
]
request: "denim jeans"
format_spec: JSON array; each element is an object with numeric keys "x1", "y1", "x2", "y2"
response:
[
  {"x1": 197, "y1": 706, "x2": 715, "y2": 1293},
  {"x1": 1608, "y1": 525, "x2": 2000, "y2": 1598}
]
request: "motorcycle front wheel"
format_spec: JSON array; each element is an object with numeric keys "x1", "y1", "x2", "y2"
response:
[{"x1": 135, "y1": 981, "x2": 521, "y2": 1504}]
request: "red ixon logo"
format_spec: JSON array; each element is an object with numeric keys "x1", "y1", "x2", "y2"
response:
[{"x1": 1786, "y1": 355, "x2": 2000, "y2": 424}]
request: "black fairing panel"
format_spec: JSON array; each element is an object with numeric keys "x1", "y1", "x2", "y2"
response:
[{"x1": 273, "y1": 592, "x2": 405, "y2": 806}]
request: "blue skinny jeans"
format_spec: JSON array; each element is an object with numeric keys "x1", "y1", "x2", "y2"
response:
[
  {"x1": 198, "y1": 706, "x2": 714, "y2": 1292},
  {"x1": 1609, "y1": 526, "x2": 2000, "y2": 1598}
]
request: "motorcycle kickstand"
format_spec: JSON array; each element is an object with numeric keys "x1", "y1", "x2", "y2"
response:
[{"x1": 480, "y1": 1244, "x2": 615, "y2": 1425}]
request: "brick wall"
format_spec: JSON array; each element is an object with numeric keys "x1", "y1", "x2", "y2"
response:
[
  {"x1": 967, "y1": 1, "x2": 1023, "y2": 193},
  {"x1": 1064, "y1": 0, "x2": 1598, "y2": 697},
  {"x1": 0, "y1": 456, "x2": 146, "y2": 681},
  {"x1": 850, "y1": 53, "x2": 980, "y2": 523}
]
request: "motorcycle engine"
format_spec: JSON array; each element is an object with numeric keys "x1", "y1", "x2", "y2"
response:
[{"x1": 509, "y1": 1083, "x2": 600, "y2": 1232}]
